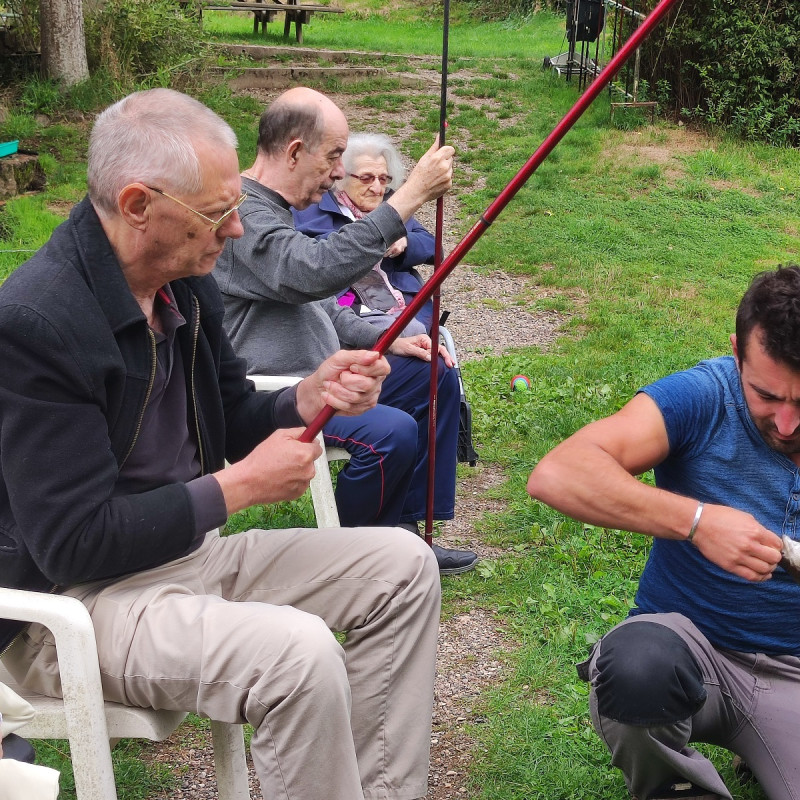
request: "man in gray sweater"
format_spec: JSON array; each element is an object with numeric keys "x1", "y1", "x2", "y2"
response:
[{"x1": 214, "y1": 87, "x2": 477, "y2": 575}]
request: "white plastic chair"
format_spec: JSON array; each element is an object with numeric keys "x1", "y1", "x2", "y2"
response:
[
  {"x1": 247, "y1": 327, "x2": 464, "y2": 526},
  {"x1": 0, "y1": 588, "x2": 249, "y2": 800},
  {"x1": 247, "y1": 374, "x2": 349, "y2": 528}
]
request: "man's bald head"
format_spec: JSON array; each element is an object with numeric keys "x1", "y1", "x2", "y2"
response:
[{"x1": 257, "y1": 87, "x2": 348, "y2": 158}]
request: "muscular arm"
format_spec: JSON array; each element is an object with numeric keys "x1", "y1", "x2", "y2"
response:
[{"x1": 527, "y1": 393, "x2": 782, "y2": 581}]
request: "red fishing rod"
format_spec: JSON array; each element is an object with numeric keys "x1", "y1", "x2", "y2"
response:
[
  {"x1": 301, "y1": 0, "x2": 681, "y2": 443},
  {"x1": 422, "y1": 0, "x2": 451, "y2": 546}
]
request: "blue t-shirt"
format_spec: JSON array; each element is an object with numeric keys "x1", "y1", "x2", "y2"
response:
[{"x1": 633, "y1": 355, "x2": 800, "y2": 655}]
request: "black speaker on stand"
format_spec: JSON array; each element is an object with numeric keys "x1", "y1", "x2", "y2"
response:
[{"x1": 544, "y1": 0, "x2": 605, "y2": 88}]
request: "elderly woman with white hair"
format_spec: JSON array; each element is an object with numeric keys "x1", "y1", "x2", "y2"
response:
[{"x1": 293, "y1": 132, "x2": 435, "y2": 332}]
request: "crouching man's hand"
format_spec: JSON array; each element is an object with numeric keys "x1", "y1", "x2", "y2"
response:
[{"x1": 296, "y1": 349, "x2": 390, "y2": 422}]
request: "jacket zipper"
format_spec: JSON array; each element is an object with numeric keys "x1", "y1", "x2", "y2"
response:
[
  {"x1": 189, "y1": 295, "x2": 205, "y2": 475},
  {"x1": 120, "y1": 327, "x2": 157, "y2": 469},
  {"x1": 2, "y1": 326, "x2": 156, "y2": 655},
  {"x1": 1, "y1": 302, "x2": 203, "y2": 657}
]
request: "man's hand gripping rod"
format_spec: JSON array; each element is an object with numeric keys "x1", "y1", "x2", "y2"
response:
[{"x1": 299, "y1": 0, "x2": 682, "y2": 443}]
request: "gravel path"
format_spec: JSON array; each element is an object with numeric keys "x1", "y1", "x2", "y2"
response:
[
  {"x1": 142, "y1": 263, "x2": 560, "y2": 800},
  {"x1": 142, "y1": 54, "x2": 567, "y2": 800}
]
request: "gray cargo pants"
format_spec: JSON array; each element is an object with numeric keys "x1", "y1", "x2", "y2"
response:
[{"x1": 579, "y1": 613, "x2": 800, "y2": 800}]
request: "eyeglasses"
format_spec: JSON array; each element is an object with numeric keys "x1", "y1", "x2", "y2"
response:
[
  {"x1": 147, "y1": 186, "x2": 247, "y2": 231},
  {"x1": 348, "y1": 173, "x2": 392, "y2": 186}
]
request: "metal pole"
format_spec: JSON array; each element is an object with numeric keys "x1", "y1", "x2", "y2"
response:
[
  {"x1": 423, "y1": 0, "x2": 450, "y2": 546},
  {"x1": 300, "y1": 0, "x2": 682, "y2": 442}
]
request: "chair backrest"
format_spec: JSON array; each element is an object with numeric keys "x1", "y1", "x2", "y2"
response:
[{"x1": 247, "y1": 374, "x2": 350, "y2": 528}]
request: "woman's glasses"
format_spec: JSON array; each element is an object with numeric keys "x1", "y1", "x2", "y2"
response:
[
  {"x1": 147, "y1": 186, "x2": 247, "y2": 231},
  {"x1": 348, "y1": 173, "x2": 392, "y2": 186}
]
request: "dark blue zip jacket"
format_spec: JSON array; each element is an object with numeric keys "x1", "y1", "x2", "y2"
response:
[{"x1": 0, "y1": 198, "x2": 289, "y2": 650}]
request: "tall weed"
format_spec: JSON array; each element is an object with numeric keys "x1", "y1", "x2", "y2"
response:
[{"x1": 83, "y1": 0, "x2": 204, "y2": 86}]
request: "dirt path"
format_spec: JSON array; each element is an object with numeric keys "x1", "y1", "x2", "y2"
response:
[{"x1": 141, "y1": 47, "x2": 712, "y2": 800}]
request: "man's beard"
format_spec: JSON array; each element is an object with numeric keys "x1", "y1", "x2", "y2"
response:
[{"x1": 754, "y1": 418, "x2": 800, "y2": 455}]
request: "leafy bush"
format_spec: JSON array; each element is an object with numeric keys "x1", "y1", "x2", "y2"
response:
[
  {"x1": 1, "y1": 0, "x2": 39, "y2": 54},
  {"x1": 1, "y1": 0, "x2": 204, "y2": 89},
  {"x1": 83, "y1": 0, "x2": 204, "y2": 85},
  {"x1": 640, "y1": 0, "x2": 800, "y2": 146}
]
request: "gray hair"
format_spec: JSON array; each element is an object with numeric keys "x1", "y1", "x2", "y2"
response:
[
  {"x1": 340, "y1": 133, "x2": 406, "y2": 190},
  {"x1": 87, "y1": 88, "x2": 238, "y2": 216}
]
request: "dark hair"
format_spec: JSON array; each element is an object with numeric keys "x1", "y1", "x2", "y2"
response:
[
  {"x1": 257, "y1": 99, "x2": 324, "y2": 157},
  {"x1": 736, "y1": 264, "x2": 800, "y2": 369}
]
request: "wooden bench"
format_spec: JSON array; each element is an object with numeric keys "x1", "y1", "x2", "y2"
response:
[{"x1": 196, "y1": 0, "x2": 343, "y2": 43}]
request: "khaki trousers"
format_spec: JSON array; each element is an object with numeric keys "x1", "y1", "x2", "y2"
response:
[{"x1": 6, "y1": 526, "x2": 441, "y2": 800}]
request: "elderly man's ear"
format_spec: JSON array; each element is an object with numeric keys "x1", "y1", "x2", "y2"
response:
[
  {"x1": 116, "y1": 184, "x2": 152, "y2": 230},
  {"x1": 286, "y1": 139, "x2": 302, "y2": 167}
]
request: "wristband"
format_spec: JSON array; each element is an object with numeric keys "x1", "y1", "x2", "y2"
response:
[{"x1": 687, "y1": 501, "x2": 704, "y2": 544}]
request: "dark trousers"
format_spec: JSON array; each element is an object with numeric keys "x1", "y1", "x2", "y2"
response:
[{"x1": 324, "y1": 354, "x2": 459, "y2": 526}]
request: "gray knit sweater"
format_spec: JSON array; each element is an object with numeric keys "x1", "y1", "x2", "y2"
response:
[{"x1": 213, "y1": 178, "x2": 408, "y2": 376}]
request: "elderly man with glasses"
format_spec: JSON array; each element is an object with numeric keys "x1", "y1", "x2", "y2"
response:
[
  {"x1": 0, "y1": 88, "x2": 442, "y2": 800},
  {"x1": 214, "y1": 87, "x2": 478, "y2": 576}
]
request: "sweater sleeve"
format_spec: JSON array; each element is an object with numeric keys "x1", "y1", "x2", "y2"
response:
[
  {"x1": 215, "y1": 190, "x2": 408, "y2": 306},
  {"x1": 394, "y1": 215, "x2": 435, "y2": 271},
  {"x1": 321, "y1": 296, "x2": 381, "y2": 350}
]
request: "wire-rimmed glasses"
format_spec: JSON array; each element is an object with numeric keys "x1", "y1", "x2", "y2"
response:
[
  {"x1": 147, "y1": 186, "x2": 247, "y2": 232},
  {"x1": 348, "y1": 173, "x2": 393, "y2": 186}
]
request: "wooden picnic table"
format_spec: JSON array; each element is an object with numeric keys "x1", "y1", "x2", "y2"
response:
[{"x1": 196, "y1": 0, "x2": 343, "y2": 43}]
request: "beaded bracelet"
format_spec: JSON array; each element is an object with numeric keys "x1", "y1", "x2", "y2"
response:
[{"x1": 687, "y1": 501, "x2": 705, "y2": 544}]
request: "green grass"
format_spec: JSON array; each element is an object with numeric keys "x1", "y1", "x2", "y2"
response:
[
  {"x1": 200, "y1": 7, "x2": 565, "y2": 58},
  {"x1": 2, "y1": 4, "x2": 798, "y2": 798}
]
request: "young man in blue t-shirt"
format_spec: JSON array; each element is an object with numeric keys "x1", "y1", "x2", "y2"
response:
[{"x1": 528, "y1": 265, "x2": 800, "y2": 800}]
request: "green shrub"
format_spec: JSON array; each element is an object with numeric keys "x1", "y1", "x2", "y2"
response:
[
  {"x1": 18, "y1": 76, "x2": 62, "y2": 114},
  {"x1": 640, "y1": 0, "x2": 800, "y2": 146},
  {"x1": 82, "y1": 0, "x2": 204, "y2": 85},
  {"x1": 0, "y1": 0, "x2": 39, "y2": 53},
  {"x1": 1, "y1": 0, "x2": 205, "y2": 89}
]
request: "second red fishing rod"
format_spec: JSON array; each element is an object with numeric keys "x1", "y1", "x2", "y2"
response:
[{"x1": 301, "y1": 0, "x2": 682, "y2": 443}]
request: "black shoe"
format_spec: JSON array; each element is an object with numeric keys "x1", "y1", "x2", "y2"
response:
[
  {"x1": 432, "y1": 544, "x2": 478, "y2": 575},
  {"x1": 646, "y1": 780, "x2": 721, "y2": 800},
  {"x1": 398, "y1": 521, "x2": 420, "y2": 534},
  {"x1": 1, "y1": 733, "x2": 36, "y2": 763}
]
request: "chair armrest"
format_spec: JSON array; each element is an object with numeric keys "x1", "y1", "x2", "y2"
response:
[
  {"x1": 0, "y1": 589, "x2": 101, "y2": 685},
  {"x1": 247, "y1": 374, "x2": 342, "y2": 527},
  {"x1": 248, "y1": 374, "x2": 302, "y2": 392},
  {"x1": 0, "y1": 588, "x2": 111, "y2": 759}
]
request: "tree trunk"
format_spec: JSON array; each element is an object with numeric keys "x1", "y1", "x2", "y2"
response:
[{"x1": 39, "y1": 0, "x2": 89, "y2": 86}]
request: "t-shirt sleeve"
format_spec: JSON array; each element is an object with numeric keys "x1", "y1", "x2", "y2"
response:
[{"x1": 638, "y1": 362, "x2": 726, "y2": 460}]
